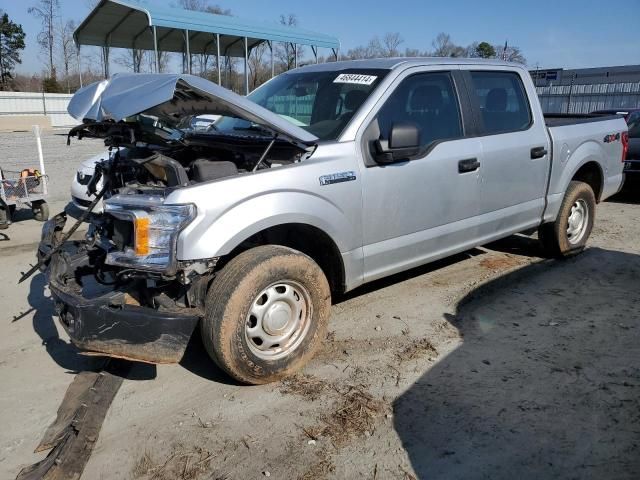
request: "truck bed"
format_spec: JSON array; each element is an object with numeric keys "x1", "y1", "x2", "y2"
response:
[
  {"x1": 544, "y1": 113, "x2": 620, "y2": 127},
  {"x1": 543, "y1": 113, "x2": 626, "y2": 220}
]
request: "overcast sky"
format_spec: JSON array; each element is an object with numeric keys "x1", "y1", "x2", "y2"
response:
[{"x1": 4, "y1": 0, "x2": 640, "y2": 75}]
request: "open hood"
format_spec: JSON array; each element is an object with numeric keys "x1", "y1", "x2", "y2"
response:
[{"x1": 67, "y1": 73, "x2": 318, "y2": 145}]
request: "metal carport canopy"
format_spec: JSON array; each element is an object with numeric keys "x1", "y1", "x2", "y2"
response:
[{"x1": 74, "y1": 0, "x2": 340, "y2": 57}]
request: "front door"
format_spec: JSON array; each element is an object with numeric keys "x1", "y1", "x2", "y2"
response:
[{"x1": 359, "y1": 69, "x2": 483, "y2": 282}]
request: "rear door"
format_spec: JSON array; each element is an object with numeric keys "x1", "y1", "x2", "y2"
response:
[{"x1": 461, "y1": 67, "x2": 551, "y2": 236}]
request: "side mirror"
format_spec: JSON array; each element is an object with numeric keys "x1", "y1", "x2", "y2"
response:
[{"x1": 374, "y1": 122, "x2": 421, "y2": 163}]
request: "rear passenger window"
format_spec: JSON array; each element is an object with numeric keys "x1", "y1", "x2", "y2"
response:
[
  {"x1": 470, "y1": 71, "x2": 532, "y2": 134},
  {"x1": 376, "y1": 72, "x2": 463, "y2": 148}
]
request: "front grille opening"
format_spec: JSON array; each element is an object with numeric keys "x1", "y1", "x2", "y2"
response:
[{"x1": 111, "y1": 217, "x2": 134, "y2": 251}]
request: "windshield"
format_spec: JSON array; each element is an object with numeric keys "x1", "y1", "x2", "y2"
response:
[{"x1": 214, "y1": 69, "x2": 389, "y2": 141}]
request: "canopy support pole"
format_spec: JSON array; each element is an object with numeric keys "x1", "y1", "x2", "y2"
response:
[
  {"x1": 294, "y1": 43, "x2": 297, "y2": 68},
  {"x1": 216, "y1": 33, "x2": 221, "y2": 86},
  {"x1": 185, "y1": 29, "x2": 191, "y2": 74},
  {"x1": 312, "y1": 46, "x2": 318, "y2": 64},
  {"x1": 152, "y1": 26, "x2": 159, "y2": 73},
  {"x1": 332, "y1": 48, "x2": 339, "y2": 61},
  {"x1": 76, "y1": 44, "x2": 83, "y2": 88},
  {"x1": 102, "y1": 38, "x2": 110, "y2": 79},
  {"x1": 244, "y1": 36, "x2": 249, "y2": 95},
  {"x1": 268, "y1": 41, "x2": 274, "y2": 78}
]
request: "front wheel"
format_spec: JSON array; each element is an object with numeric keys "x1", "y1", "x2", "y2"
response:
[
  {"x1": 539, "y1": 180, "x2": 595, "y2": 257},
  {"x1": 201, "y1": 245, "x2": 331, "y2": 384}
]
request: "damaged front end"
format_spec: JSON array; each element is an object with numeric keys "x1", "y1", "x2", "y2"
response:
[
  {"x1": 30, "y1": 73, "x2": 320, "y2": 364},
  {"x1": 38, "y1": 196, "x2": 213, "y2": 364}
]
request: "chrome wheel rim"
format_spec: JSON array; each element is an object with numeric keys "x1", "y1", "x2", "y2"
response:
[
  {"x1": 566, "y1": 199, "x2": 589, "y2": 245},
  {"x1": 245, "y1": 280, "x2": 312, "y2": 360}
]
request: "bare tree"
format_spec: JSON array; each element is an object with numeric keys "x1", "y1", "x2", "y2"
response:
[
  {"x1": 403, "y1": 47, "x2": 422, "y2": 57},
  {"x1": 276, "y1": 14, "x2": 304, "y2": 71},
  {"x1": 430, "y1": 32, "x2": 467, "y2": 57},
  {"x1": 29, "y1": 0, "x2": 60, "y2": 77},
  {"x1": 247, "y1": 42, "x2": 269, "y2": 90},
  {"x1": 116, "y1": 48, "x2": 146, "y2": 73},
  {"x1": 58, "y1": 19, "x2": 76, "y2": 92},
  {"x1": 178, "y1": 0, "x2": 231, "y2": 76},
  {"x1": 381, "y1": 32, "x2": 403, "y2": 57},
  {"x1": 145, "y1": 50, "x2": 170, "y2": 73},
  {"x1": 495, "y1": 44, "x2": 526, "y2": 64},
  {"x1": 431, "y1": 33, "x2": 454, "y2": 57},
  {"x1": 343, "y1": 36, "x2": 383, "y2": 60},
  {"x1": 177, "y1": 0, "x2": 230, "y2": 14}
]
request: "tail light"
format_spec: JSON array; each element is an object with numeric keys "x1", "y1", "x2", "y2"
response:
[{"x1": 621, "y1": 131, "x2": 629, "y2": 161}]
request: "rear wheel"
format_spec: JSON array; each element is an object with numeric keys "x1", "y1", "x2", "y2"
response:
[
  {"x1": 32, "y1": 200, "x2": 49, "y2": 222},
  {"x1": 539, "y1": 180, "x2": 595, "y2": 257},
  {"x1": 201, "y1": 245, "x2": 331, "y2": 384}
]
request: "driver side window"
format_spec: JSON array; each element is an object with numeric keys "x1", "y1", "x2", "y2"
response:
[{"x1": 377, "y1": 72, "x2": 463, "y2": 148}]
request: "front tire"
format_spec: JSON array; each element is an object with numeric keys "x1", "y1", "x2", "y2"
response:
[
  {"x1": 539, "y1": 180, "x2": 595, "y2": 257},
  {"x1": 201, "y1": 245, "x2": 331, "y2": 384}
]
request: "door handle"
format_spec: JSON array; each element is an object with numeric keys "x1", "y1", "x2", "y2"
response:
[
  {"x1": 531, "y1": 146, "x2": 548, "y2": 159},
  {"x1": 458, "y1": 158, "x2": 480, "y2": 173}
]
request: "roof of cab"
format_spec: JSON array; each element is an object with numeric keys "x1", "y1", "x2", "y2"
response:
[{"x1": 293, "y1": 57, "x2": 521, "y2": 73}]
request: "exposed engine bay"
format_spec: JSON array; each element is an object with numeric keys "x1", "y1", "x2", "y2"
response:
[
  {"x1": 24, "y1": 117, "x2": 311, "y2": 329},
  {"x1": 68, "y1": 117, "x2": 310, "y2": 195}
]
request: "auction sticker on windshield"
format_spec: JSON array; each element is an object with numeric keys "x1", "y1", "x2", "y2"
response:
[{"x1": 333, "y1": 73, "x2": 378, "y2": 85}]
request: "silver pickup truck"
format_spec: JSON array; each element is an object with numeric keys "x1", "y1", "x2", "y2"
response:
[{"x1": 36, "y1": 58, "x2": 627, "y2": 384}]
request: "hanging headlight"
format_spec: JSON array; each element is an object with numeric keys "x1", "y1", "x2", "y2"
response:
[{"x1": 104, "y1": 195, "x2": 196, "y2": 274}]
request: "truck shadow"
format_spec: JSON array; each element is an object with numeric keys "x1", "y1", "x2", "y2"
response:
[
  {"x1": 393, "y1": 247, "x2": 640, "y2": 479},
  {"x1": 607, "y1": 177, "x2": 640, "y2": 205},
  {"x1": 336, "y1": 249, "x2": 487, "y2": 303},
  {"x1": 27, "y1": 272, "x2": 157, "y2": 380},
  {"x1": 337, "y1": 233, "x2": 545, "y2": 304}
]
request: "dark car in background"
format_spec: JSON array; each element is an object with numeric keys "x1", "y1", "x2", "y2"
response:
[{"x1": 592, "y1": 109, "x2": 640, "y2": 175}]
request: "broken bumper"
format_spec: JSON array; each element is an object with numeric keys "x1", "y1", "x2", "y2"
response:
[
  {"x1": 51, "y1": 283, "x2": 199, "y2": 364},
  {"x1": 41, "y1": 224, "x2": 200, "y2": 364}
]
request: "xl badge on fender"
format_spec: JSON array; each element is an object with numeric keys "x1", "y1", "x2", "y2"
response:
[{"x1": 319, "y1": 171, "x2": 356, "y2": 186}]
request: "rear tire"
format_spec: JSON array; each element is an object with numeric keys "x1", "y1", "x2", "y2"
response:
[
  {"x1": 32, "y1": 200, "x2": 49, "y2": 222},
  {"x1": 201, "y1": 245, "x2": 331, "y2": 384},
  {"x1": 539, "y1": 180, "x2": 595, "y2": 257}
]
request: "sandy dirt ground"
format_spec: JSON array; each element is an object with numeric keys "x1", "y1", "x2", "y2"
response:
[{"x1": 0, "y1": 132, "x2": 639, "y2": 479}]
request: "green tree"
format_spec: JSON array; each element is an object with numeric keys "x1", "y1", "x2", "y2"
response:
[
  {"x1": 475, "y1": 41, "x2": 496, "y2": 59},
  {"x1": 0, "y1": 12, "x2": 26, "y2": 90},
  {"x1": 42, "y1": 75, "x2": 62, "y2": 92}
]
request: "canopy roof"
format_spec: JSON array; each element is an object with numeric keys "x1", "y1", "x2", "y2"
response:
[{"x1": 74, "y1": 0, "x2": 340, "y2": 57}]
